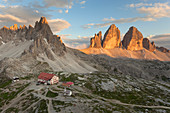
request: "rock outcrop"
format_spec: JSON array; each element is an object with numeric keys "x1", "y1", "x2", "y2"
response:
[
  {"x1": 34, "y1": 17, "x2": 53, "y2": 42},
  {"x1": 143, "y1": 38, "x2": 156, "y2": 52},
  {"x1": 122, "y1": 26, "x2": 143, "y2": 51},
  {"x1": 27, "y1": 17, "x2": 66, "y2": 60},
  {"x1": 0, "y1": 17, "x2": 66, "y2": 59},
  {"x1": 10, "y1": 24, "x2": 18, "y2": 31},
  {"x1": 89, "y1": 31, "x2": 102, "y2": 48},
  {"x1": 156, "y1": 46, "x2": 170, "y2": 53},
  {"x1": 102, "y1": 24, "x2": 121, "y2": 49}
]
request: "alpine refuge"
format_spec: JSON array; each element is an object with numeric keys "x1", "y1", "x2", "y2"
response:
[{"x1": 38, "y1": 72, "x2": 59, "y2": 85}]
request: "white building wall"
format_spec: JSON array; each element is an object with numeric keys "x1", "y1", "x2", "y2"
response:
[{"x1": 50, "y1": 76, "x2": 59, "y2": 84}]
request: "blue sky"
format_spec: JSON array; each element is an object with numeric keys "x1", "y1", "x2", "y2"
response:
[{"x1": 0, "y1": 0, "x2": 170, "y2": 49}]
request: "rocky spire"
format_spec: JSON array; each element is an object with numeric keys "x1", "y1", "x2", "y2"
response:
[
  {"x1": 39, "y1": 16, "x2": 48, "y2": 24},
  {"x1": 102, "y1": 24, "x2": 121, "y2": 49},
  {"x1": 143, "y1": 38, "x2": 156, "y2": 52},
  {"x1": 89, "y1": 31, "x2": 102, "y2": 48},
  {"x1": 122, "y1": 26, "x2": 143, "y2": 51},
  {"x1": 27, "y1": 17, "x2": 66, "y2": 59},
  {"x1": 19, "y1": 25, "x2": 23, "y2": 29},
  {"x1": 34, "y1": 17, "x2": 53, "y2": 42},
  {"x1": 9, "y1": 24, "x2": 18, "y2": 31}
]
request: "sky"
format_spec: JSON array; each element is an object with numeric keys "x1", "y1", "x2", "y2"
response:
[{"x1": 0, "y1": 0, "x2": 170, "y2": 49}]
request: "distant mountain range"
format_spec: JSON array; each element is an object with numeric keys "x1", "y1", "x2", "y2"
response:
[
  {"x1": 80, "y1": 24, "x2": 170, "y2": 61},
  {"x1": 0, "y1": 17, "x2": 170, "y2": 113},
  {"x1": 0, "y1": 16, "x2": 169, "y2": 80}
]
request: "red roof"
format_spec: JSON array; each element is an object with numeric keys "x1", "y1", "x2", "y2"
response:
[
  {"x1": 38, "y1": 72, "x2": 55, "y2": 81},
  {"x1": 66, "y1": 82, "x2": 74, "y2": 85},
  {"x1": 62, "y1": 82, "x2": 74, "y2": 87}
]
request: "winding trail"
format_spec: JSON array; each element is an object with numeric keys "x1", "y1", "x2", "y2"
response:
[
  {"x1": 1, "y1": 81, "x2": 170, "y2": 113},
  {"x1": 1, "y1": 82, "x2": 33, "y2": 113}
]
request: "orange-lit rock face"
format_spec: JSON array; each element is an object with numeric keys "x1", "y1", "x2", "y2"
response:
[
  {"x1": 122, "y1": 26, "x2": 143, "y2": 51},
  {"x1": 90, "y1": 31, "x2": 102, "y2": 48},
  {"x1": 9, "y1": 24, "x2": 18, "y2": 31},
  {"x1": 143, "y1": 38, "x2": 156, "y2": 52},
  {"x1": 102, "y1": 24, "x2": 121, "y2": 49},
  {"x1": 2, "y1": 26, "x2": 9, "y2": 30},
  {"x1": 40, "y1": 16, "x2": 48, "y2": 24}
]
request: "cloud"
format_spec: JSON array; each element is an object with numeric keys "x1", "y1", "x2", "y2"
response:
[
  {"x1": 58, "y1": 9, "x2": 63, "y2": 13},
  {"x1": 65, "y1": 9, "x2": 69, "y2": 13},
  {"x1": 128, "y1": 3, "x2": 152, "y2": 8},
  {"x1": 43, "y1": 0, "x2": 73, "y2": 8},
  {"x1": 82, "y1": 23, "x2": 94, "y2": 29},
  {"x1": 0, "y1": 14, "x2": 27, "y2": 23},
  {"x1": 83, "y1": 16, "x2": 155, "y2": 28},
  {"x1": 137, "y1": 2, "x2": 170, "y2": 18},
  {"x1": 0, "y1": 5, "x2": 71, "y2": 33},
  {"x1": 0, "y1": 5, "x2": 6, "y2": 8},
  {"x1": 0, "y1": 5, "x2": 45, "y2": 27},
  {"x1": 2, "y1": 0, "x2": 8, "y2": 2},
  {"x1": 62, "y1": 35, "x2": 92, "y2": 49},
  {"x1": 48, "y1": 19, "x2": 71, "y2": 34},
  {"x1": 149, "y1": 33, "x2": 170, "y2": 49},
  {"x1": 83, "y1": 2, "x2": 170, "y2": 29},
  {"x1": 34, "y1": 10, "x2": 39, "y2": 13},
  {"x1": 102, "y1": 17, "x2": 115, "y2": 22},
  {"x1": 80, "y1": 1, "x2": 86, "y2": 5}
]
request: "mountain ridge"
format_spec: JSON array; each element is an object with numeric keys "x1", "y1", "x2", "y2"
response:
[{"x1": 81, "y1": 24, "x2": 170, "y2": 61}]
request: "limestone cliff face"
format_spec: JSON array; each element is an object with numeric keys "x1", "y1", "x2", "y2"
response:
[
  {"x1": 122, "y1": 26, "x2": 143, "y2": 51},
  {"x1": 28, "y1": 17, "x2": 66, "y2": 60},
  {"x1": 34, "y1": 17, "x2": 53, "y2": 42},
  {"x1": 90, "y1": 31, "x2": 102, "y2": 48},
  {"x1": 143, "y1": 38, "x2": 156, "y2": 52},
  {"x1": 0, "y1": 17, "x2": 66, "y2": 59},
  {"x1": 102, "y1": 24, "x2": 121, "y2": 49}
]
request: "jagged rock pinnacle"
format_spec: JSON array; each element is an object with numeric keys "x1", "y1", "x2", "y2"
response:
[
  {"x1": 39, "y1": 17, "x2": 48, "y2": 24},
  {"x1": 143, "y1": 38, "x2": 156, "y2": 52},
  {"x1": 122, "y1": 26, "x2": 143, "y2": 51},
  {"x1": 9, "y1": 24, "x2": 18, "y2": 31},
  {"x1": 102, "y1": 24, "x2": 121, "y2": 49},
  {"x1": 90, "y1": 31, "x2": 102, "y2": 48}
]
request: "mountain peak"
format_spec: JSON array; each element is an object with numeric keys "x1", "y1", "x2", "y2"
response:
[
  {"x1": 102, "y1": 24, "x2": 121, "y2": 49},
  {"x1": 9, "y1": 24, "x2": 18, "y2": 31},
  {"x1": 90, "y1": 31, "x2": 102, "y2": 48},
  {"x1": 122, "y1": 26, "x2": 143, "y2": 51},
  {"x1": 110, "y1": 24, "x2": 116, "y2": 28},
  {"x1": 39, "y1": 16, "x2": 48, "y2": 24},
  {"x1": 2, "y1": 26, "x2": 9, "y2": 30}
]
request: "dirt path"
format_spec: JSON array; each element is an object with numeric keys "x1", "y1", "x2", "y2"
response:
[
  {"x1": 96, "y1": 95, "x2": 170, "y2": 110},
  {"x1": 109, "y1": 99, "x2": 170, "y2": 110},
  {"x1": 73, "y1": 87, "x2": 170, "y2": 110},
  {"x1": 1, "y1": 82, "x2": 33, "y2": 113},
  {"x1": 47, "y1": 99, "x2": 56, "y2": 113}
]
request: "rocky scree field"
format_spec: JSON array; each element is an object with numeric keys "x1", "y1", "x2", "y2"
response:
[{"x1": 0, "y1": 71, "x2": 170, "y2": 113}]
